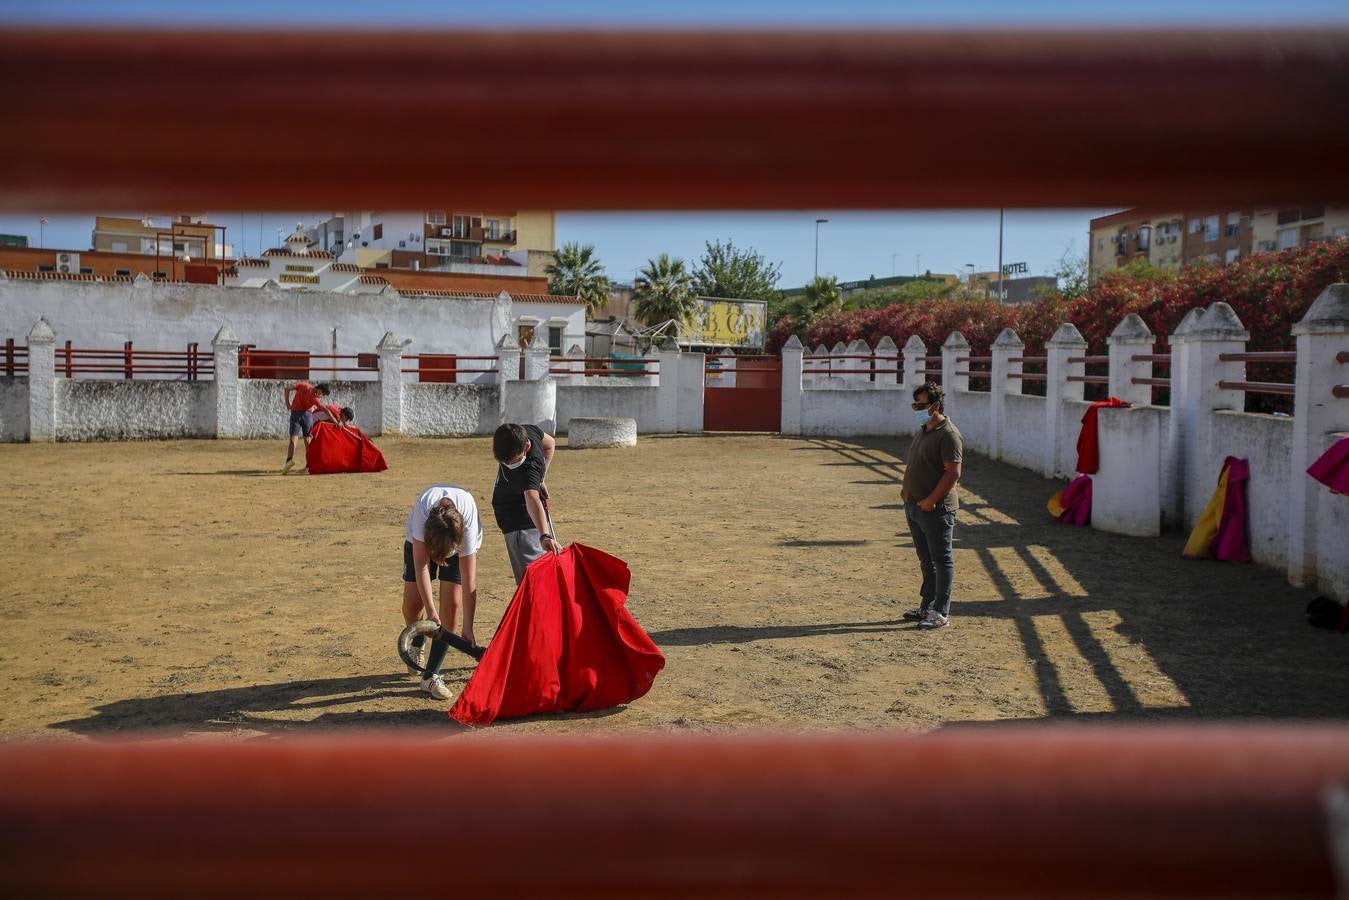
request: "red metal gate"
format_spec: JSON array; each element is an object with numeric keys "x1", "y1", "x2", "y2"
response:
[{"x1": 704, "y1": 354, "x2": 781, "y2": 432}]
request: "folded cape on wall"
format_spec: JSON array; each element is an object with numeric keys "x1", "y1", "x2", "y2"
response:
[
  {"x1": 1182, "y1": 456, "x2": 1251, "y2": 562},
  {"x1": 1047, "y1": 474, "x2": 1092, "y2": 526},
  {"x1": 449, "y1": 543, "x2": 665, "y2": 726},
  {"x1": 1075, "y1": 397, "x2": 1131, "y2": 475},
  {"x1": 1307, "y1": 436, "x2": 1349, "y2": 494},
  {"x1": 305, "y1": 422, "x2": 389, "y2": 475}
]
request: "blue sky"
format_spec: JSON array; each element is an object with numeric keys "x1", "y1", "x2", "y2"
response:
[{"x1": 3, "y1": 1, "x2": 1344, "y2": 287}]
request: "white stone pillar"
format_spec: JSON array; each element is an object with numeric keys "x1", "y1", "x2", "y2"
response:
[
  {"x1": 780, "y1": 335, "x2": 804, "y2": 434},
  {"x1": 942, "y1": 331, "x2": 969, "y2": 395},
  {"x1": 523, "y1": 331, "x2": 551, "y2": 382},
  {"x1": 496, "y1": 333, "x2": 520, "y2": 384},
  {"x1": 1179, "y1": 303, "x2": 1250, "y2": 526},
  {"x1": 812, "y1": 344, "x2": 828, "y2": 388},
  {"x1": 1288, "y1": 284, "x2": 1349, "y2": 589},
  {"x1": 677, "y1": 351, "x2": 706, "y2": 433},
  {"x1": 990, "y1": 327, "x2": 1024, "y2": 461},
  {"x1": 564, "y1": 344, "x2": 586, "y2": 386},
  {"x1": 845, "y1": 338, "x2": 870, "y2": 388},
  {"x1": 26, "y1": 319, "x2": 57, "y2": 443},
  {"x1": 656, "y1": 338, "x2": 682, "y2": 432},
  {"x1": 1046, "y1": 323, "x2": 1088, "y2": 477},
  {"x1": 1164, "y1": 306, "x2": 1205, "y2": 525},
  {"x1": 874, "y1": 336, "x2": 900, "y2": 389},
  {"x1": 210, "y1": 326, "x2": 242, "y2": 439},
  {"x1": 902, "y1": 335, "x2": 927, "y2": 392},
  {"x1": 1108, "y1": 313, "x2": 1156, "y2": 407},
  {"x1": 376, "y1": 330, "x2": 404, "y2": 436}
]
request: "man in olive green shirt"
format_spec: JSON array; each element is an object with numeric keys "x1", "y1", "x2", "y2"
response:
[{"x1": 900, "y1": 381, "x2": 964, "y2": 629}]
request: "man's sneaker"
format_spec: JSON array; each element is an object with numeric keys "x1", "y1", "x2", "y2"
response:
[
  {"x1": 918, "y1": 611, "x2": 950, "y2": 630},
  {"x1": 420, "y1": 673, "x2": 453, "y2": 701},
  {"x1": 406, "y1": 641, "x2": 426, "y2": 676},
  {"x1": 281, "y1": 459, "x2": 295, "y2": 474},
  {"x1": 901, "y1": 607, "x2": 928, "y2": 622}
]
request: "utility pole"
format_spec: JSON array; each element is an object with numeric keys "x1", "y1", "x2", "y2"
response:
[
  {"x1": 814, "y1": 218, "x2": 828, "y2": 281},
  {"x1": 997, "y1": 208, "x2": 1005, "y2": 304}
]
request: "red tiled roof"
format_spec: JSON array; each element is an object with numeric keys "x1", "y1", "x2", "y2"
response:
[
  {"x1": 263, "y1": 248, "x2": 334, "y2": 260},
  {"x1": 234, "y1": 257, "x2": 269, "y2": 268},
  {"x1": 358, "y1": 274, "x2": 389, "y2": 285},
  {"x1": 508, "y1": 292, "x2": 586, "y2": 305},
  {"x1": 395, "y1": 288, "x2": 494, "y2": 299},
  {"x1": 329, "y1": 262, "x2": 360, "y2": 273},
  {"x1": 4, "y1": 269, "x2": 135, "y2": 284}
]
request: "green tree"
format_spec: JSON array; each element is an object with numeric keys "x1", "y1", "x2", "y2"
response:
[
  {"x1": 844, "y1": 278, "x2": 954, "y2": 310},
  {"x1": 691, "y1": 239, "x2": 783, "y2": 301},
  {"x1": 545, "y1": 242, "x2": 611, "y2": 314},
  {"x1": 775, "y1": 275, "x2": 841, "y2": 328},
  {"x1": 632, "y1": 254, "x2": 699, "y2": 326}
]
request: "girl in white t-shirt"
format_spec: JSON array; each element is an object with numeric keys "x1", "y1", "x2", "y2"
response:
[{"x1": 402, "y1": 485, "x2": 484, "y2": 700}]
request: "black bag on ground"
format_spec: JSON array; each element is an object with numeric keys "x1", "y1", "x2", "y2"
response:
[{"x1": 1306, "y1": 596, "x2": 1348, "y2": 632}]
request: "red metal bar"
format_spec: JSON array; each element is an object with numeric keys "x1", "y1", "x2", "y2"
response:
[
  {"x1": 802, "y1": 368, "x2": 902, "y2": 375},
  {"x1": 1067, "y1": 355, "x2": 1110, "y2": 364},
  {"x1": 1338, "y1": 351, "x2": 1349, "y2": 364},
  {"x1": 1066, "y1": 375, "x2": 1110, "y2": 384},
  {"x1": 4, "y1": 29, "x2": 1349, "y2": 211},
  {"x1": 1218, "y1": 380, "x2": 1296, "y2": 396},
  {"x1": 62, "y1": 340, "x2": 71, "y2": 378},
  {"x1": 704, "y1": 354, "x2": 779, "y2": 360},
  {"x1": 551, "y1": 369, "x2": 653, "y2": 376},
  {"x1": 1218, "y1": 351, "x2": 1297, "y2": 363},
  {"x1": 4, "y1": 338, "x2": 12, "y2": 376},
  {"x1": 1333, "y1": 384, "x2": 1349, "y2": 398},
  {"x1": 955, "y1": 356, "x2": 992, "y2": 363},
  {"x1": 549, "y1": 357, "x2": 658, "y2": 363},
  {"x1": 1009, "y1": 373, "x2": 1048, "y2": 382},
  {"x1": 403, "y1": 355, "x2": 498, "y2": 361},
  {"x1": 401, "y1": 368, "x2": 497, "y2": 374},
  {"x1": 923, "y1": 356, "x2": 943, "y2": 363},
  {"x1": 1131, "y1": 377, "x2": 1172, "y2": 386},
  {"x1": 955, "y1": 370, "x2": 992, "y2": 378},
  {"x1": 1132, "y1": 354, "x2": 1172, "y2": 364},
  {"x1": 123, "y1": 340, "x2": 133, "y2": 380},
  {"x1": 0, "y1": 729, "x2": 1346, "y2": 898},
  {"x1": 1010, "y1": 356, "x2": 1047, "y2": 363}
]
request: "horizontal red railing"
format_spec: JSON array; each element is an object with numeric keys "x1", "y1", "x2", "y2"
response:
[
  {"x1": 1219, "y1": 380, "x2": 1296, "y2": 396},
  {"x1": 1008, "y1": 373, "x2": 1048, "y2": 382},
  {"x1": 1067, "y1": 355, "x2": 1110, "y2": 364},
  {"x1": 1066, "y1": 375, "x2": 1110, "y2": 385},
  {"x1": 1131, "y1": 377, "x2": 1172, "y2": 387},
  {"x1": 955, "y1": 370, "x2": 993, "y2": 378},
  {"x1": 54, "y1": 342, "x2": 212, "y2": 380},
  {"x1": 802, "y1": 368, "x2": 903, "y2": 375},
  {"x1": 1218, "y1": 351, "x2": 1297, "y2": 363},
  {"x1": 1010, "y1": 356, "x2": 1047, "y2": 364},
  {"x1": 1333, "y1": 384, "x2": 1349, "y2": 398},
  {"x1": 3, "y1": 339, "x2": 28, "y2": 375},
  {"x1": 240, "y1": 350, "x2": 378, "y2": 379},
  {"x1": 705, "y1": 354, "x2": 779, "y2": 361},
  {"x1": 550, "y1": 368, "x2": 654, "y2": 377},
  {"x1": 1338, "y1": 351, "x2": 1349, "y2": 364},
  {"x1": 955, "y1": 356, "x2": 992, "y2": 363}
]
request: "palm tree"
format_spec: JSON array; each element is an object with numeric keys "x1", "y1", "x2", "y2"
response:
[
  {"x1": 786, "y1": 275, "x2": 840, "y2": 321},
  {"x1": 632, "y1": 254, "x2": 699, "y2": 327},
  {"x1": 545, "y1": 242, "x2": 611, "y2": 315}
]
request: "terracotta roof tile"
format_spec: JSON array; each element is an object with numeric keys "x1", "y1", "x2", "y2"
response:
[
  {"x1": 395, "y1": 288, "x2": 494, "y2": 299},
  {"x1": 329, "y1": 262, "x2": 360, "y2": 273},
  {"x1": 358, "y1": 274, "x2": 389, "y2": 285},
  {"x1": 263, "y1": 248, "x2": 334, "y2": 260},
  {"x1": 5, "y1": 269, "x2": 135, "y2": 284},
  {"x1": 508, "y1": 292, "x2": 586, "y2": 305}
]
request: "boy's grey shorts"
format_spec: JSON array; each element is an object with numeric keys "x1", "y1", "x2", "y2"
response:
[{"x1": 503, "y1": 528, "x2": 545, "y2": 584}]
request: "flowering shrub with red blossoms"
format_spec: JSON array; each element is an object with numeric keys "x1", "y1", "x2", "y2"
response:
[{"x1": 768, "y1": 240, "x2": 1349, "y2": 358}]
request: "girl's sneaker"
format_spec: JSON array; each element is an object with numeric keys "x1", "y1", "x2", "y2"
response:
[
  {"x1": 919, "y1": 611, "x2": 949, "y2": 629},
  {"x1": 420, "y1": 673, "x2": 453, "y2": 700}
]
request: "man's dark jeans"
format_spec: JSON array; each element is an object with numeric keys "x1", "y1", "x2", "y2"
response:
[{"x1": 904, "y1": 502, "x2": 956, "y2": 618}]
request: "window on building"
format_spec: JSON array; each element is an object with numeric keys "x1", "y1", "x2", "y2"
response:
[
  {"x1": 1203, "y1": 215, "x2": 1219, "y2": 242},
  {"x1": 37, "y1": 264, "x2": 54, "y2": 272},
  {"x1": 79, "y1": 267, "x2": 93, "y2": 274},
  {"x1": 1225, "y1": 212, "x2": 1241, "y2": 237},
  {"x1": 1224, "y1": 248, "x2": 1240, "y2": 264},
  {"x1": 1301, "y1": 222, "x2": 1325, "y2": 244},
  {"x1": 1276, "y1": 227, "x2": 1299, "y2": 250},
  {"x1": 115, "y1": 269, "x2": 131, "y2": 276},
  {"x1": 374, "y1": 262, "x2": 389, "y2": 269},
  {"x1": 1277, "y1": 208, "x2": 1301, "y2": 225},
  {"x1": 1188, "y1": 217, "x2": 1202, "y2": 234},
  {"x1": 548, "y1": 326, "x2": 564, "y2": 354},
  {"x1": 451, "y1": 242, "x2": 476, "y2": 259},
  {"x1": 111, "y1": 241, "x2": 128, "y2": 253},
  {"x1": 1301, "y1": 206, "x2": 1325, "y2": 221},
  {"x1": 426, "y1": 211, "x2": 446, "y2": 225},
  {"x1": 373, "y1": 223, "x2": 383, "y2": 240},
  {"x1": 1334, "y1": 226, "x2": 1348, "y2": 238},
  {"x1": 1137, "y1": 225, "x2": 1150, "y2": 251},
  {"x1": 1096, "y1": 238, "x2": 1103, "y2": 250}
]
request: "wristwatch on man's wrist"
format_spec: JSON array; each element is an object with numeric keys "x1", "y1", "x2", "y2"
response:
[{"x1": 541, "y1": 533, "x2": 554, "y2": 541}]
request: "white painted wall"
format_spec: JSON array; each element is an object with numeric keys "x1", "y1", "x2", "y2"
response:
[
  {"x1": 401, "y1": 383, "x2": 500, "y2": 436},
  {"x1": 948, "y1": 390, "x2": 992, "y2": 456},
  {"x1": 0, "y1": 376, "x2": 29, "y2": 442},
  {"x1": 556, "y1": 384, "x2": 661, "y2": 434},
  {"x1": 0, "y1": 278, "x2": 509, "y2": 364},
  {"x1": 55, "y1": 380, "x2": 215, "y2": 441},
  {"x1": 1207, "y1": 411, "x2": 1294, "y2": 571},
  {"x1": 1001, "y1": 394, "x2": 1049, "y2": 474},
  {"x1": 799, "y1": 389, "x2": 911, "y2": 437},
  {"x1": 1092, "y1": 405, "x2": 1165, "y2": 536},
  {"x1": 512, "y1": 301, "x2": 586, "y2": 356}
]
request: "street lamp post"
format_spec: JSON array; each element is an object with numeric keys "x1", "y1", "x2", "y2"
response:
[
  {"x1": 997, "y1": 208, "x2": 1005, "y2": 304},
  {"x1": 814, "y1": 218, "x2": 828, "y2": 281}
]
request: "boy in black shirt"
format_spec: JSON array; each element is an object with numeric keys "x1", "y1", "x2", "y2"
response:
[{"x1": 492, "y1": 423, "x2": 563, "y2": 582}]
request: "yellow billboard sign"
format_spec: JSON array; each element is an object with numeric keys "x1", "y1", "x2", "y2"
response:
[{"x1": 681, "y1": 297, "x2": 767, "y2": 349}]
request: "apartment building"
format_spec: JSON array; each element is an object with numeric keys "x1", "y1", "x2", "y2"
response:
[{"x1": 91, "y1": 214, "x2": 231, "y2": 260}]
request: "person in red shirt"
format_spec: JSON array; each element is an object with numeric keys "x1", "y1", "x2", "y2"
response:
[{"x1": 282, "y1": 380, "x2": 330, "y2": 474}]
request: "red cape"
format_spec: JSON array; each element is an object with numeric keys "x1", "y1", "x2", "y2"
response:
[
  {"x1": 450, "y1": 543, "x2": 665, "y2": 726},
  {"x1": 1075, "y1": 397, "x2": 1131, "y2": 474},
  {"x1": 305, "y1": 421, "x2": 388, "y2": 475}
]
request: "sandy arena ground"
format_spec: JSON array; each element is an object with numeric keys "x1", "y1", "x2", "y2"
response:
[{"x1": 1, "y1": 433, "x2": 1345, "y2": 739}]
